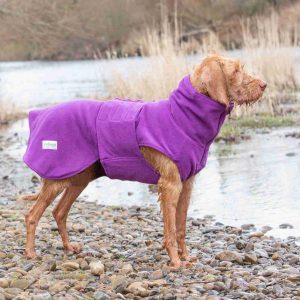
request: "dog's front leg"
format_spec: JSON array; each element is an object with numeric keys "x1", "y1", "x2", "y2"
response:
[
  {"x1": 176, "y1": 176, "x2": 197, "y2": 262},
  {"x1": 140, "y1": 146, "x2": 187, "y2": 268},
  {"x1": 158, "y1": 174, "x2": 183, "y2": 269}
]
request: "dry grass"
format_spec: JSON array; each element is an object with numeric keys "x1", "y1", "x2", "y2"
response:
[
  {"x1": 108, "y1": 17, "x2": 191, "y2": 101},
  {"x1": 107, "y1": 0, "x2": 227, "y2": 100},
  {"x1": 107, "y1": 10, "x2": 299, "y2": 116},
  {"x1": 108, "y1": 18, "x2": 224, "y2": 100},
  {"x1": 0, "y1": 102, "x2": 24, "y2": 125},
  {"x1": 237, "y1": 11, "x2": 299, "y2": 116}
]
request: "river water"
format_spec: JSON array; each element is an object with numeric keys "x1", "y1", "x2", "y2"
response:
[{"x1": 0, "y1": 52, "x2": 299, "y2": 239}]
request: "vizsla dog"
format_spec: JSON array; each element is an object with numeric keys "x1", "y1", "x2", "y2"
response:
[{"x1": 21, "y1": 55, "x2": 266, "y2": 269}]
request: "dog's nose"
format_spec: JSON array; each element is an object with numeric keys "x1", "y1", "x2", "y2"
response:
[{"x1": 259, "y1": 81, "x2": 267, "y2": 91}]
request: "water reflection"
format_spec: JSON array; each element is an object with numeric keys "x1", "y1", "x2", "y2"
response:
[
  {"x1": 191, "y1": 129, "x2": 300, "y2": 238},
  {"x1": 0, "y1": 58, "x2": 151, "y2": 107}
]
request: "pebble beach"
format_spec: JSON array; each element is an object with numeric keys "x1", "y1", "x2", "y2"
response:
[
  {"x1": 1, "y1": 125, "x2": 300, "y2": 300},
  {"x1": 1, "y1": 198, "x2": 300, "y2": 300}
]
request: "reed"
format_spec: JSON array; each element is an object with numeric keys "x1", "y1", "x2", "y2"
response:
[
  {"x1": 108, "y1": 20, "x2": 223, "y2": 101},
  {"x1": 0, "y1": 101, "x2": 23, "y2": 124},
  {"x1": 108, "y1": 16, "x2": 191, "y2": 101},
  {"x1": 237, "y1": 11, "x2": 299, "y2": 116},
  {"x1": 107, "y1": 10, "x2": 298, "y2": 116}
]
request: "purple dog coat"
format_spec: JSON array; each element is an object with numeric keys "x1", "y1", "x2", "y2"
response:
[{"x1": 24, "y1": 75, "x2": 233, "y2": 184}]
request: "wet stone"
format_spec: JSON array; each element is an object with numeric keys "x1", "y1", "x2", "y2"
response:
[
  {"x1": 111, "y1": 275, "x2": 128, "y2": 293},
  {"x1": 261, "y1": 225, "x2": 272, "y2": 233},
  {"x1": 262, "y1": 270, "x2": 274, "y2": 277},
  {"x1": 61, "y1": 261, "x2": 79, "y2": 271},
  {"x1": 10, "y1": 278, "x2": 31, "y2": 290},
  {"x1": 287, "y1": 254, "x2": 299, "y2": 265},
  {"x1": 4, "y1": 288, "x2": 22, "y2": 299},
  {"x1": 249, "y1": 231, "x2": 264, "y2": 238},
  {"x1": 215, "y1": 250, "x2": 243, "y2": 264},
  {"x1": 232, "y1": 277, "x2": 249, "y2": 291},
  {"x1": 149, "y1": 269, "x2": 164, "y2": 280},
  {"x1": 72, "y1": 223, "x2": 85, "y2": 233},
  {"x1": 255, "y1": 249, "x2": 269, "y2": 258},
  {"x1": 241, "y1": 224, "x2": 255, "y2": 230},
  {"x1": 235, "y1": 240, "x2": 246, "y2": 250},
  {"x1": 244, "y1": 253, "x2": 258, "y2": 264},
  {"x1": 127, "y1": 282, "x2": 149, "y2": 297},
  {"x1": 120, "y1": 263, "x2": 133, "y2": 275},
  {"x1": 48, "y1": 281, "x2": 69, "y2": 293},
  {"x1": 32, "y1": 292, "x2": 52, "y2": 300},
  {"x1": 279, "y1": 223, "x2": 294, "y2": 229},
  {"x1": 93, "y1": 291, "x2": 111, "y2": 300},
  {"x1": 116, "y1": 293, "x2": 126, "y2": 300},
  {"x1": 192, "y1": 220, "x2": 201, "y2": 226},
  {"x1": 285, "y1": 152, "x2": 296, "y2": 157},
  {"x1": 23, "y1": 262, "x2": 34, "y2": 272},
  {"x1": 244, "y1": 242, "x2": 254, "y2": 252},
  {"x1": 0, "y1": 279, "x2": 9, "y2": 288},
  {"x1": 90, "y1": 261, "x2": 105, "y2": 275}
]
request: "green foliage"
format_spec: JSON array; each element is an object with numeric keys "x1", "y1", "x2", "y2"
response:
[
  {"x1": 217, "y1": 115, "x2": 296, "y2": 143},
  {"x1": 219, "y1": 123, "x2": 242, "y2": 139},
  {"x1": 236, "y1": 115, "x2": 295, "y2": 128}
]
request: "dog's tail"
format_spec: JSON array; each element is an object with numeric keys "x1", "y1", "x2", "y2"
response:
[{"x1": 18, "y1": 192, "x2": 40, "y2": 201}]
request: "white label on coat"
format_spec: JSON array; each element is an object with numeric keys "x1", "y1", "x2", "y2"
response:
[{"x1": 42, "y1": 140, "x2": 57, "y2": 150}]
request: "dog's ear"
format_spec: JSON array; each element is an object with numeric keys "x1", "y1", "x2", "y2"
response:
[{"x1": 199, "y1": 58, "x2": 229, "y2": 106}]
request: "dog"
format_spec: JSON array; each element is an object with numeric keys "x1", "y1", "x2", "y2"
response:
[{"x1": 21, "y1": 54, "x2": 266, "y2": 269}]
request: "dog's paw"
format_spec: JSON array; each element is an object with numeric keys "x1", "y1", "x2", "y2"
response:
[
  {"x1": 180, "y1": 260, "x2": 193, "y2": 268},
  {"x1": 64, "y1": 243, "x2": 82, "y2": 254},
  {"x1": 170, "y1": 259, "x2": 181, "y2": 271},
  {"x1": 180, "y1": 255, "x2": 198, "y2": 263},
  {"x1": 170, "y1": 259, "x2": 193, "y2": 271},
  {"x1": 24, "y1": 249, "x2": 37, "y2": 259}
]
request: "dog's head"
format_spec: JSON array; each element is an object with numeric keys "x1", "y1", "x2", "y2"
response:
[{"x1": 191, "y1": 54, "x2": 267, "y2": 106}]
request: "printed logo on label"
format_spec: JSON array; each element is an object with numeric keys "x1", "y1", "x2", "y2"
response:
[{"x1": 42, "y1": 140, "x2": 57, "y2": 150}]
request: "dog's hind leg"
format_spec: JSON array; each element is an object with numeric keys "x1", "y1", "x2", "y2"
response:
[
  {"x1": 25, "y1": 180, "x2": 64, "y2": 258},
  {"x1": 51, "y1": 162, "x2": 104, "y2": 253},
  {"x1": 19, "y1": 192, "x2": 40, "y2": 201},
  {"x1": 52, "y1": 184, "x2": 87, "y2": 253}
]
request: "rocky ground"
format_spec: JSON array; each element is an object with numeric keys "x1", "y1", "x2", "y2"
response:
[
  {"x1": 1, "y1": 199, "x2": 300, "y2": 300},
  {"x1": 1, "y1": 123, "x2": 300, "y2": 300}
]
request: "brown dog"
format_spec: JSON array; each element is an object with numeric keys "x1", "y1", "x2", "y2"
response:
[{"x1": 21, "y1": 55, "x2": 266, "y2": 269}]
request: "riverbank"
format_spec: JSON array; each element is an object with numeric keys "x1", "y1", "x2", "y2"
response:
[
  {"x1": 1, "y1": 198, "x2": 300, "y2": 299},
  {"x1": 1, "y1": 123, "x2": 300, "y2": 299},
  {"x1": 217, "y1": 114, "x2": 298, "y2": 143}
]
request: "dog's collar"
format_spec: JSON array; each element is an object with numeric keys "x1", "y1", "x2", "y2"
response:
[
  {"x1": 177, "y1": 75, "x2": 234, "y2": 115},
  {"x1": 168, "y1": 76, "x2": 234, "y2": 146}
]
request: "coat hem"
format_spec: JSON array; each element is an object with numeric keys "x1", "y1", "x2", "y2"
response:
[{"x1": 23, "y1": 156, "x2": 100, "y2": 180}]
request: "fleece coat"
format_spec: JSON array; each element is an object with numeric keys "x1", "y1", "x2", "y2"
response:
[{"x1": 23, "y1": 75, "x2": 233, "y2": 184}]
